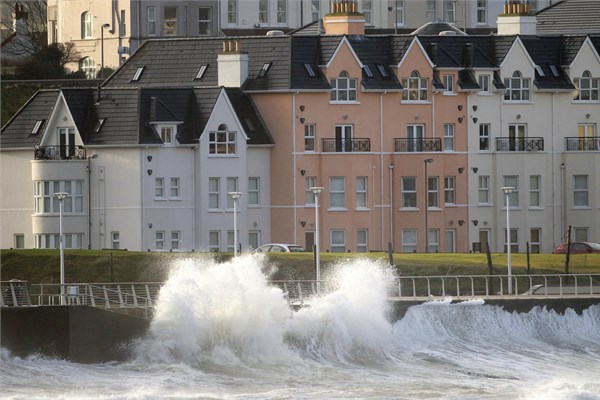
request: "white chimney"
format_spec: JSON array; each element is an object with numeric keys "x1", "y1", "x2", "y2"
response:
[
  {"x1": 497, "y1": 0, "x2": 536, "y2": 35},
  {"x1": 217, "y1": 41, "x2": 249, "y2": 88}
]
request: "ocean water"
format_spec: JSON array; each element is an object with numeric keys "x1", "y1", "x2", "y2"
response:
[{"x1": 2, "y1": 256, "x2": 600, "y2": 400}]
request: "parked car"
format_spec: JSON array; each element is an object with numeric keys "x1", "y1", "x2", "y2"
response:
[
  {"x1": 551, "y1": 242, "x2": 600, "y2": 254},
  {"x1": 253, "y1": 243, "x2": 306, "y2": 253}
]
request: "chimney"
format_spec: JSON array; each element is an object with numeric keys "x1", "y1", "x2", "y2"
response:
[
  {"x1": 428, "y1": 43, "x2": 438, "y2": 66},
  {"x1": 217, "y1": 40, "x2": 249, "y2": 88},
  {"x1": 497, "y1": 1, "x2": 536, "y2": 35},
  {"x1": 463, "y1": 43, "x2": 474, "y2": 68},
  {"x1": 323, "y1": 0, "x2": 365, "y2": 35}
]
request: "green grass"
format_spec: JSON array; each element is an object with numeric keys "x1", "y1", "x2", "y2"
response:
[{"x1": 1, "y1": 249, "x2": 598, "y2": 285}]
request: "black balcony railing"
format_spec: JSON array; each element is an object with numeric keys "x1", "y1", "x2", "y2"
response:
[
  {"x1": 394, "y1": 138, "x2": 442, "y2": 152},
  {"x1": 495, "y1": 137, "x2": 544, "y2": 152},
  {"x1": 34, "y1": 145, "x2": 86, "y2": 160},
  {"x1": 322, "y1": 138, "x2": 371, "y2": 152},
  {"x1": 566, "y1": 137, "x2": 600, "y2": 151}
]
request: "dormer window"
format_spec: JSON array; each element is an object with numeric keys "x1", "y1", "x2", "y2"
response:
[
  {"x1": 195, "y1": 64, "x2": 208, "y2": 80},
  {"x1": 402, "y1": 70, "x2": 428, "y2": 102},
  {"x1": 132, "y1": 66, "x2": 145, "y2": 82},
  {"x1": 330, "y1": 71, "x2": 358, "y2": 103},
  {"x1": 574, "y1": 70, "x2": 599, "y2": 101},
  {"x1": 443, "y1": 74, "x2": 454, "y2": 94},
  {"x1": 209, "y1": 124, "x2": 236, "y2": 155},
  {"x1": 258, "y1": 62, "x2": 272, "y2": 78},
  {"x1": 31, "y1": 120, "x2": 44, "y2": 135},
  {"x1": 304, "y1": 63, "x2": 316, "y2": 77},
  {"x1": 504, "y1": 71, "x2": 530, "y2": 102},
  {"x1": 160, "y1": 126, "x2": 175, "y2": 145}
]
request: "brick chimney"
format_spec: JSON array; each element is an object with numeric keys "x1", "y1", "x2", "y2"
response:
[
  {"x1": 323, "y1": 0, "x2": 365, "y2": 35},
  {"x1": 497, "y1": 0, "x2": 536, "y2": 35},
  {"x1": 217, "y1": 40, "x2": 248, "y2": 87}
]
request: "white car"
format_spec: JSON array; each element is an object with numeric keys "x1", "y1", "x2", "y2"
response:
[{"x1": 253, "y1": 243, "x2": 306, "y2": 253}]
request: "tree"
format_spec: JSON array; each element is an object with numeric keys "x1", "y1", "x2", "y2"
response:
[
  {"x1": 15, "y1": 42, "x2": 81, "y2": 79},
  {"x1": 1, "y1": 1, "x2": 48, "y2": 57}
]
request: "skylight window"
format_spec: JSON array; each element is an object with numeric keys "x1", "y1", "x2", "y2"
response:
[
  {"x1": 303, "y1": 63, "x2": 316, "y2": 77},
  {"x1": 549, "y1": 65, "x2": 560, "y2": 77},
  {"x1": 244, "y1": 118, "x2": 256, "y2": 132},
  {"x1": 534, "y1": 65, "x2": 545, "y2": 77},
  {"x1": 258, "y1": 62, "x2": 272, "y2": 78},
  {"x1": 195, "y1": 64, "x2": 208, "y2": 80},
  {"x1": 377, "y1": 64, "x2": 389, "y2": 78},
  {"x1": 94, "y1": 118, "x2": 106, "y2": 133},
  {"x1": 131, "y1": 66, "x2": 145, "y2": 82},
  {"x1": 363, "y1": 65, "x2": 374, "y2": 78},
  {"x1": 31, "y1": 120, "x2": 44, "y2": 135}
]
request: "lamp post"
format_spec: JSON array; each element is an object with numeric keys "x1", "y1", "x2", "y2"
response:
[
  {"x1": 501, "y1": 186, "x2": 515, "y2": 294},
  {"x1": 100, "y1": 23, "x2": 110, "y2": 79},
  {"x1": 310, "y1": 186, "x2": 324, "y2": 293},
  {"x1": 424, "y1": 158, "x2": 434, "y2": 253},
  {"x1": 87, "y1": 154, "x2": 98, "y2": 249},
  {"x1": 55, "y1": 192, "x2": 68, "y2": 305},
  {"x1": 228, "y1": 191, "x2": 242, "y2": 257}
]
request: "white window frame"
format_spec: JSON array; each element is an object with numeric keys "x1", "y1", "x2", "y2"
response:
[
  {"x1": 305, "y1": 176, "x2": 316, "y2": 205},
  {"x1": 80, "y1": 57, "x2": 96, "y2": 79},
  {"x1": 329, "y1": 177, "x2": 346, "y2": 209},
  {"x1": 396, "y1": 0, "x2": 404, "y2": 26},
  {"x1": 82, "y1": 12, "x2": 92, "y2": 39},
  {"x1": 479, "y1": 123, "x2": 490, "y2": 151},
  {"x1": 14, "y1": 234, "x2": 25, "y2": 249},
  {"x1": 330, "y1": 230, "x2": 346, "y2": 253},
  {"x1": 209, "y1": 124, "x2": 236, "y2": 155},
  {"x1": 226, "y1": 177, "x2": 239, "y2": 209},
  {"x1": 259, "y1": 0, "x2": 269, "y2": 24},
  {"x1": 171, "y1": 231, "x2": 180, "y2": 250},
  {"x1": 443, "y1": 123, "x2": 454, "y2": 151},
  {"x1": 443, "y1": 0, "x2": 456, "y2": 23},
  {"x1": 402, "y1": 71, "x2": 428, "y2": 102},
  {"x1": 35, "y1": 233, "x2": 83, "y2": 249},
  {"x1": 529, "y1": 175, "x2": 540, "y2": 208},
  {"x1": 111, "y1": 232, "x2": 120, "y2": 249},
  {"x1": 443, "y1": 75, "x2": 454, "y2": 94},
  {"x1": 406, "y1": 124, "x2": 425, "y2": 152},
  {"x1": 208, "y1": 177, "x2": 220, "y2": 209},
  {"x1": 170, "y1": 177, "x2": 180, "y2": 199},
  {"x1": 198, "y1": 7, "x2": 212, "y2": 35},
  {"x1": 356, "y1": 176, "x2": 368, "y2": 209},
  {"x1": 330, "y1": 71, "x2": 358, "y2": 103},
  {"x1": 160, "y1": 126, "x2": 175, "y2": 145},
  {"x1": 209, "y1": 231, "x2": 220, "y2": 252},
  {"x1": 155, "y1": 231, "x2": 165, "y2": 250},
  {"x1": 277, "y1": 0, "x2": 287, "y2": 24},
  {"x1": 402, "y1": 177, "x2": 417, "y2": 208},
  {"x1": 426, "y1": 0, "x2": 436, "y2": 22},
  {"x1": 444, "y1": 176, "x2": 455, "y2": 205},
  {"x1": 574, "y1": 227, "x2": 588, "y2": 242},
  {"x1": 248, "y1": 177, "x2": 260, "y2": 205},
  {"x1": 147, "y1": 7, "x2": 156, "y2": 36},
  {"x1": 155, "y1": 177, "x2": 165, "y2": 199},
  {"x1": 575, "y1": 71, "x2": 600, "y2": 102},
  {"x1": 249, "y1": 231, "x2": 260, "y2": 250},
  {"x1": 427, "y1": 176, "x2": 439, "y2": 208},
  {"x1": 163, "y1": 6, "x2": 177, "y2": 35},
  {"x1": 478, "y1": 176, "x2": 490, "y2": 204},
  {"x1": 504, "y1": 228, "x2": 518, "y2": 254},
  {"x1": 34, "y1": 180, "x2": 84, "y2": 214},
  {"x1": 357, "y1": 229, "x2": 368, "y2": 252},
  {"x1": 402, "y1": 229, "x2": 417, "y2": 253},
  {"x1": 305, "y1": 124, "x2": 316, "y2": 151},
  {"x1": 504, "y1": 71, "x2": 530, "y2": 102},
  {"x1": 311, "y1": 0, "x2": 320, "y2": 21},
  {"x1": 503, "y1": 176, "x2": 519, "y2": 207},
  {"x1": 428, "y1": 229, "x2": 440, "y2": 253},
  {"x1": 573, "y1": 175, "x2": 589, "y2": 207},
  {"x1": 362, "y1": 0, "x2": 372, "y2": 24},
  {"x1": 478, "y1": 74, "x2": 490, "y2": 94},
  {"x1": 334, "y1": 124, "x2": 353, "y2": 152},
  {"x1": 530, "y1": 228, "x2": 541, "y2": 254},
  {"x1": 228, "y1": 0, "x2": 238, "y2": 24},
  {"x1": 477, "y1": 0, "x2": 487, "y2": 24}
]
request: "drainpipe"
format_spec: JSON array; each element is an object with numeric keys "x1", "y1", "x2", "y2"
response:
[
  {"x1": 389, "y1": 163, "x2": 394, "y2": 249},
  {"x1": 380, "y1": 92, "x2": 385, "y2": 249},
  {"x1": 293, "y1": 91, "x2": 299, "y2": 244}
]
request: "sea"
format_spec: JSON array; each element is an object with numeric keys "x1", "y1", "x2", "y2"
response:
[{"x1": 2, "y1": 256, "x2": 599, "y2": 400}]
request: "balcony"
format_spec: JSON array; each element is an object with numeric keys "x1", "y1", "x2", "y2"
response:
[
  {"x1": 322, "y1": 138, "x2": 371, "y2": 152},
  {"x1": 495, "y1": 137, "x2": 544, "y2": 152},
  {"x1": 394, "y1": 138, "x2": 441, "y2": 152},
  {"x1": 566, "y1": 137, "x2": 600, "y2": 151},
  {"x1": 34, "y1": 146, "x2": 86, "y2": 160}
]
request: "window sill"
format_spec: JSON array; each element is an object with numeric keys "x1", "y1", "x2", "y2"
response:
[
  {"x1": 477, "y1": 203, "x2": 493, "y2": 207},
  {"x1": 329, "y1": 101, "x2": 361, "y2": 105},
  {"x1": 154, "y1": 198, "x2": 167, "y2": 201},
  {"x1": 477, "y1": 92, "x2": 492, "y2": 96},
  {"x1": 355, "y1": 207, "x2": 370, "y2": 212},
  {"x1": 528, "y1": 206, "x2": 544, "y2": 211},
  {"x1": 208, "y1": 209, "x2": 223, "y2": 213},
  {"x1": 503, "y1": 100, "x2": 532, "y2": 105},
  {"x1": 442, "y1": 92, "x2": 457, "y2": 96},
  {"x1": 169, "y1": 197, "x2": 182, "y2": 201},
  {"x1": 400, "y1": 207, "x2": 419, "y2": 212},
  {"x1": 571, "y1": 206, "x2": 592, "y2": 210},
  {"x1": 327, "y1": 207, "x2": 348, "y2": 212},
  {"x1": 572, "y1": 100, "x2": 600, "y2": 104},
  {"x1": 401, "y1": 100, "x2": 431, "y2": 105},
  {"x1": 427, "y1": 207, "x2": 442, "y2": 211}
]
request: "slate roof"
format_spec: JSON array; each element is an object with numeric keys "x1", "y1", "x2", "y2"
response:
[
  {"x1": 537, "y1": 0, "x2": 600, "y2": 34},
  {"x1": 520, "y1": 36, "x2": 575, "y2": 90},
  {"x1": 418, "y1": 36, "x2": 497, "y2": 69},
  {"x1": 225, "y1": 88, "x2": 273, "y2": 145},
  {"x1": 411, "y1": 21, "x2": 467, "y2": 36}
]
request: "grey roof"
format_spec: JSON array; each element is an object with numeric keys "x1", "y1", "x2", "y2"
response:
[
  {"x1": 418, "y1": 36, "x2": 497, "y2": 69},
  {"x1": 1, "y1": 90, "x2": 58, "y2": 148},
  {"x1": 520, "y1": 36, "x2": 575, "y2": 90},
  {"x1": 224, "y1": 88, "x2": 273, "y2": 145},
  {"x1": 411, "y1": 21, "x2": 467, "y2": 36},
  {"x1": 537, "y1": 0, "x2": 600, "y2": 34}
]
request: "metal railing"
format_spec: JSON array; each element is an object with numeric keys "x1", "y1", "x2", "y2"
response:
[
  {"x1": 321, "y1": 138, "x2": 371, "y2": 152},
  {"x1": 34, "y1": 145, "x2": 87, "y2": 160},
  {"x1": 1, "y1": 280, "x2": 32, "y2": 307},
  {"x1": 566, "y1": 137, "x2": 600, "y2": 151},
  {"x1": 496, "y1": 137, "x2": 544, "y2": 152},
  {"x1": 394, "y1": 138, "x2": 442, "y2": 152}
]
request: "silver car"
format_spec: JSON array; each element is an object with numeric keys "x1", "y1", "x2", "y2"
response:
[{"x1": 253, "y1": 243, "x2": 306, "y2": 253}]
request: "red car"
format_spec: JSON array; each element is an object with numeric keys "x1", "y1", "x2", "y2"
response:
[{"x1": 552, "y1": 242, "x2": 600, "y2": 254}]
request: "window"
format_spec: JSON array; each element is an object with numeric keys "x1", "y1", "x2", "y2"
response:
[
  {"x1": 508, "y1": 124, "x2": 526, "y2": 151},
  {"x1": 305, "y1": 177, "x2": 316, "y2": 205},
  {"x1": 529, "y1": 0, "x2": 538, "y2": 12},
  {"x1": 443, "y1": 124, "x2": 454, "y2": 151},
  {"x1": 428, "y1": 229, "x2": 439, "y2": 253},
  {"x1": 147, "y1": 7, "x2": 156, "y2": 35},
  {"x1": 362, "y1": 0, "x2": 372, "y2": 24},
  {"x1": 154, "y1": 178, "x2": 165, "y2": 199},
  {"x1": 163, "y1": 6, "x2": 177, "y2": 35},
  {"x1": 196, "y1": 64, "x2": 208, "y2": 80},
  {"x1": 377, "y1": 65, "x2": 389, "y2": 78},
  {"x1": 444, "y1": 176, "x2": 455, "y2": 204},
  {"x1": 170, "y1": 178, "x2": 180, "y2": 199},
  {"x1": 330, "y1": 71, "x2": 357, "y2": 103},
  {"x1": 248, "y1": 177, "x2": 259, "y2": 205},
  {"x1": 311, "y1": 0, "x2": 320, "y2": 21},
  {"x1": 14, "y1": 234, "x2": 25, "y2": 249},
  {"x1": 443, "y1": 75, "x2": 454, "y2": 94},
  {"x1": 402, "y1": 71, "x2": 428, "y2": 102},
  {"x1": 574, "y1": 71, "x2": 600, "y2": 101},
  {"x1": 503, "y1": 176, "x2": 519, "y2": 207},
  {"x1": 120, "y1": 10, "x2": 126, "y2": 36},
  {"x1": 402, "y1": 229, "x2": 417, "y2": 253},
  {"x1": 208, "y1": 177, "x2": 220, "y2": 209},
  {"x1": 329, "y1": 177, "x2": 345, "y2": 209},
  {"x1": 573, "y1": 175, "x2": 588, "y2": 207},
  {"x1": 81, "y1": 12, "x2": 92, "y2": 39},
  {"x1": 80, "y1": 57, "x2": 96, "y2": 79},
  {"x1": 479, "y1": 123, "x2": 490, "y2": 150},
  {"x1": 363, "y1": 65, "x2": 374, "y2": 78},
  {"x1": 209, "y1": 231, "x2": 220, "y2": 252},
  {"x1": 478, "y1": 176, "x2": 490, "y2": 204},
  {"x1": 477, "y1": 0, "x2": 487, "y2": 24},
  {"x1": 529, "y1": 175, "x2": 540, "y2": 208},
  {"x1": 530, "y1": 228, "x2": 541, "y2": 254},
  {"x1": 549, "y1": 65, "x2": 560, "y2": 77},
  {"x1": 111, "y1": 232, "x2": 120, "y2": 250},
  {"x1": 478, "y1": 74, "x2": 490, "y2": 94},
  {"x1": 226, "y1": 177, "x2": 238, "y2": 209},
  {"x1": 357, "y1": 229, "x2": 368, "y2": 252},
  {"x1": 534, "y1": 65, "x2": 545, "y2": 77},
  {"x1": 304, "y1": 63, "x2": 316, "y2": 77},
  {"x1": 402, "y1": 177, "x2": 417, "y2": 208},
  {"x1": 209, "y1": 124, "x2": 236, "y2": 155},
  {"x1": 161, "y1": 126, "x2": 174, "y2": 145},
  {"x1": 504, "y1": 71, "x2": 530, "y2": 101},
  {"x1": 406, "y1": 124, "x2": 424, "y2": 152},
  {"x1": 227, "y1": 231, "x2": 236, "y2": 252},
  {"x1": 277, "y1": 0, "x2": 287, "y2": 23},
  {"x1": 305, "y1": 124, "x2": 316, "y2": 151},
  {"x1": 171, "y1": 231, "x2": 180, "y2": 250},
  {"x1": 356, "y1": 177, "x2": 367, "y2": 209},
  {"x1": 504, "y1": 228, "x2": 518, "y2": 253},
  {"x1": 427, "y1": 176, "x2": 438, "y2": 208},
  {"x1": 34, "y1": 180, "x2": 84, "y2": 214},
  {"x1": 426, "y1": 0, "x2": 436, "y2": 22},
  {"x1": 330, "y1": 230, "x2": 346, "y2": 253},
  {"x1": 577, "y1": 124, "x2": 597, "y2": 150},
  {"x1": 334, "y1": 125, "x2": 353, "y2": 152},
  {"x1": 35, "y1": 234, "x2": 83, "y2": 249},
  {"x1": 259, "y1": 0, "x2": 269, "y2": 24},
  {"x1": 443, "y1": 0, "x2": 455, "y2": 22},
  {"x1": 31, "y1": 120, "x2": 44, "y2": 135},
  {"x1": 58, "y1": 127, "x2": 76, "y2": 159},
  {"x1": 228, "y1": 0, "x2": 238, "y2": 24},
  {"x1": 396, "y1": 0, "x2": 404, "y2": 26},
  {"x1": 156, "y1": 231, "x2": 165, "y2": 250},
  {"x1": 444, "y1": 229, "x2": 456, "y2": 253},
  {"x1": 132, "y1": 66, "x2": 145, "y2": 82},
  {"x1": 258, "y1": 62, "x2": 271, "y2": 78},
  {"x1": 574, "y1": 227, "x2": 588, "y2": 242},
  {"x1": 198, "y1": 7, "x2": 212, "y2": 35},
  {"x1": 249, "y1": 231, "x2": 260, "y2": 249}
]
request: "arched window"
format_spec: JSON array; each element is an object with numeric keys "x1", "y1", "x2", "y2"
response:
[
  {"x1": 81, "y1": 12, "x2": 92, "y2": 39},
  {"x1": 504, "y1": 70, "x2": 530, "y2": 101},
  {"x1": 402, "y1": 70, "x2": 428, "y2": 101},
  {"x1": 330, "y1": 71, "x2": 358, "y2": 103},
  {"x1": 576, "y1": 70, "x2": 599, "y2": 101},
  {"x1": 209, "y1": 124, "x2": 236, "y2": 154},
  {"x1": 79, "y1": 57, "x2": 96, "y2": 79}
]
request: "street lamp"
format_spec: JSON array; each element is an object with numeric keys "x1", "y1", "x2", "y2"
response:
[
  {"x1": 424, "y1": 158, "x2": 434, "y2": 253},
  {"x1": 310, "y1": 186, "x2": 324, "y2": 293},
  {"x1": 55, "y1": 192, "x2": 68, "y2": 305},
  {"x1": 501, "y1": 186, "x2": 515, "y2": 294},
  {"x1": 228, "y1": 191, "x2": 242, "y2": 257},
  {"x1": 100, "y1": 23, "x2": 110, "y2": 79}
]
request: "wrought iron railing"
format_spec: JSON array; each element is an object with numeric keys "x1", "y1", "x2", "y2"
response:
[
  {"x1": 566, "y1": 137, "x2": 600, "y2": 151},
  {"x1": 321, "y1": 138, "x2": 371, "y2": 152},
  {"x1": 495, "y1": 137, "x2": 544, "y2": 152},
  {"x1": 34, "y1": 145, "x2": 86, "y2": 160},
  {"x1": 394, "y1": 138, "x2": 442, "y2": 152}
]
